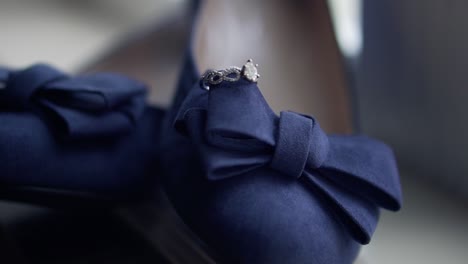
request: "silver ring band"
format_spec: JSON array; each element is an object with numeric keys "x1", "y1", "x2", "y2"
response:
[{"x1": 201, "y1": 59, "x2": 260, "y2": 90}]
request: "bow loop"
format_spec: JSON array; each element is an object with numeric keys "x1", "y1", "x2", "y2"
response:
[
  {"x1": 0, "y1": 64, "x2": 147, "y2": 138},
  {"x1": 321, "y1": 136, "x2": 402, "y2": 211},
  {"x1": 0, "y1": 64, "x2": 64, "y2": 110},
  {"x1": 205, "y1": 79, "x2": 277, "y2": 150}
]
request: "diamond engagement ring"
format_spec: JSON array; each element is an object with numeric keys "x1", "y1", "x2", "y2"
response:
[{"x1": 202, "y1": 59, "x2": 260, "y2": 90}]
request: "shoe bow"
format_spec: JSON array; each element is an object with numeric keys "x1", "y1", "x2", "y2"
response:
[
  {"x1": 0, "y1": 64, "x2": 146, "y2": 139},
  {"x1": 175, "y1": 78, "x2": 402, "y2": 244}
]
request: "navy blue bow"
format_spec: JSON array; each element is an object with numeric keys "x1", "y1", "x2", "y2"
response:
[
  {"x1": 0, "y1": 64, "x2": 146, "y2": 138},
  {"x1": 175, "y1": 79, "x2": 402, "y2": 244}
]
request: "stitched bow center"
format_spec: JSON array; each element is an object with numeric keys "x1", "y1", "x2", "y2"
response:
[{"x1": 270, "y1": 111, "x2": 329, "y2": 179}]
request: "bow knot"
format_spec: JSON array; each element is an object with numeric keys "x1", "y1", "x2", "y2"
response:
[
  {"x1": 270, "y1": 111, "x2": 329, "y2": 179},
  {"x1": 0, "y1": 64, "x2": 147, "y2": 138},
  {"x1": 175, "y1": 77, "x2": 402, "y2": 245}
]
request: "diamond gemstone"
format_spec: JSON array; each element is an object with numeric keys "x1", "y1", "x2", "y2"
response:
[{"x1": 243, "y1": 61, "x2": 258, "y2": 82}]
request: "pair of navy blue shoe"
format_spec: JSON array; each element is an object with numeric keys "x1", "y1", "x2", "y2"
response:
[{"x1": 0, "y1": 10, "x2": 402, "y2": 264}]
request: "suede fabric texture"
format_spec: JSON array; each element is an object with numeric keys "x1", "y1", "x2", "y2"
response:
[
  {"x1": 0, "y1": 64, "x2": 163, "y2": 201},
  {"x1": 160, "y1": 53, "x2": 402, "y2": 263}
]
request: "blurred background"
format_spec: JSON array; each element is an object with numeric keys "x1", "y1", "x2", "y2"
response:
[{"x1": 1, "y1": 0, "x2": 467, "y2": 263}]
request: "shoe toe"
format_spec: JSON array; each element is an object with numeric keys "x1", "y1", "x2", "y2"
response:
[{"x1": 170, "y1": 167, "x2": 360, "y2": 264}]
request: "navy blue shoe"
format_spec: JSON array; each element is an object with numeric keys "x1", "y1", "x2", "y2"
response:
[
  {"x1": 0, "y1": 64, "x2": 163, "y2": 205},
  {"x1": 157, "y1": 1, "x2": 403, "y2": 263}
]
